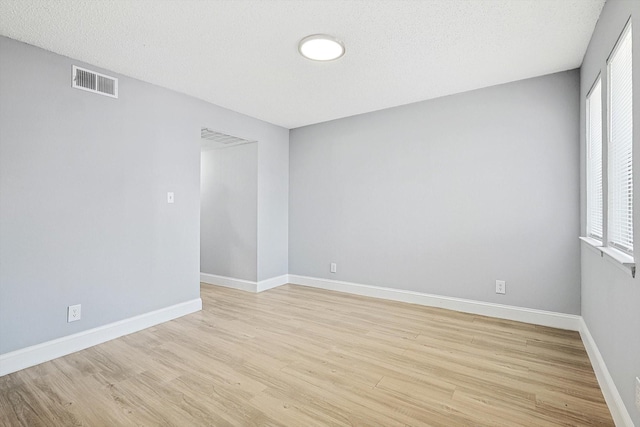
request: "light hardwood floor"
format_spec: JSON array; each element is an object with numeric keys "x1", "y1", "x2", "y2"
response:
[{"x1": 0, "y1": 284, "x2": 613, "y2": 426}]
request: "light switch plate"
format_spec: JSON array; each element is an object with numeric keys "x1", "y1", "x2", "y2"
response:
[{"x1": 167, "y1": 192, "x2": 174, "y2": 204}]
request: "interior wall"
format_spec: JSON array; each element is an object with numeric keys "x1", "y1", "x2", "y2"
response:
[
  {"x1": 579, "y1": 0, "x2": 640, "y2": 424},
  {"x1": 289, "y1": 70, "x2": 581, "y2": 314},
  {"x1": 257, "y1": 133, "x2": 290, "y2": 281},
  {"x1": 201, "y1": 144, "x2": 258, "y2": 281},
  {"x1": 0, "y1": 36, "x2": 288, "y2": 354}
]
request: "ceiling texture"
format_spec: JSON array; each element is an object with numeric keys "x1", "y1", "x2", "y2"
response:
[{"x1": 0, "y1": 0, "x2": 605, "y2": 129}]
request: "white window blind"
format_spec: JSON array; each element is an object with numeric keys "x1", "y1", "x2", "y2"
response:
[
  {"x1": 587, "y1": 78, "x2": 603, "y2": 240},
  {"x1": 608, "y1": 23, "x2": 633, "y2": 254}
]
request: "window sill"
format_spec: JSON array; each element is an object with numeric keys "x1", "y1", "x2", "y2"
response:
[
  {"x1": 579, "y1": 237, "x2": 636, "y2": 277},
  {"x1": 579, "y1": 236, "x2": 602, "y2": 248}
]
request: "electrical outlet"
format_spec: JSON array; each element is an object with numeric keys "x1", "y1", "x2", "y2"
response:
[
  {"x1": 68, "y1": 304, "x2": 81, "y2": 322},
  {"x1": 330, "y1": 263, "x2": 337, "y2": 273},
  {"x1": 495, "y1": 280, "x2": 506, "y2": 294},
  {"x1": 636, "y1": 377, "x2": 640, "y2": 412}
]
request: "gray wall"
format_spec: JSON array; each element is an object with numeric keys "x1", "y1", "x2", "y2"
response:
[
  {"x1": 580, "y1": 0, "x2": 640, "y2": 424},
  {"x1": 257, "y1": 133, "x2": 290, "y2": 281},
  {"x1": 0, "y1": 36, "x2": 288, "y2": 354},
  {"x1": 290, "y1": 70, "x2": 581, "y2": 314},
  {"x1": 200, "y1": 144, "x2": 258, "y2": 281}
]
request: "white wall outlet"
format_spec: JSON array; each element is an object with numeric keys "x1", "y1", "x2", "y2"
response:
[
  {"x1": 67, "y1": 304, "x2": 81, "y2": 322},
  {"x1": 635, "y1": 376, "x2": 640, "y2": 412},
  {"x1": 167, "y1": 192, "x2": 175, "y2": 204},
  {"x1": 495, "y1": 280, "x2": 506, "y2": 294},
  {"x1": 330, "y1": 262, "x2": 337, "y2": 273}
]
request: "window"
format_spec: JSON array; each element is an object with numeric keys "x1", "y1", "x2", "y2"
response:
[
  {"x1": 607, "y1": 23, "x2": 633, "y2": 254},
  {"x1": 586, "y1": 78, "x2": 603, "y2": 240}
]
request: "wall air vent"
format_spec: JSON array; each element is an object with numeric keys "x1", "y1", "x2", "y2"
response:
[
  {"x1": 72, "y1": 65, "x2": 118, "y2": 98},
  {"x1": 200, "y1": 128, "x2": 256, "y2": 151}
]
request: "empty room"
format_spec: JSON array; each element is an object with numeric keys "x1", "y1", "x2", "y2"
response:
[{"x1": 1, "y1": 0, "x2": 639, "y2": 425}]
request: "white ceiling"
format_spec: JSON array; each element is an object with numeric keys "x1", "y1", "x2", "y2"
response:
[{"x1": 0, "y1": 0, "x2": 605, "y2": 129}]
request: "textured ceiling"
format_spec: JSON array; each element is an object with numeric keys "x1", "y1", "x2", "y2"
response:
[{"x1": 0, "y1": 0, "x2": 605, "y2": 129}]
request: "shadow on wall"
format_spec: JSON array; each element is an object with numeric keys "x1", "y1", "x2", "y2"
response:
[{"x1": 200, "y1": 142, "x2": 258, "y2": 282}]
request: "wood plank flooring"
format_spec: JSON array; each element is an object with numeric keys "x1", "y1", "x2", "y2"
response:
[{"x1": 0, "y1": 284, "x2": 613, "y2": 426}]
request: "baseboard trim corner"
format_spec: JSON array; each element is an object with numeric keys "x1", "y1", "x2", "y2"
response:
[
  {"x1": 287, "y1": 275, "x2": 581, "y2": 331},
  {"x1": 579, "y1": 318, "x2": 634, "y2": 427},
  {"x1": 200, "y1": 272, "x2": 288, "y2": 293},
  {"x1": 257, "y1": 274, "x2": 289, "y2": 293},
  {"x1": 200, "y1": 272, "x2": 257, "y2": 292},
  {"x1": 0, "y1": 298, "x2": 202, "y2": 377}
]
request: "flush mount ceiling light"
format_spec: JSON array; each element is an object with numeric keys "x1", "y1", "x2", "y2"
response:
[{"x1": 298, "y1": 34, "x2": 345, "y2": 61}]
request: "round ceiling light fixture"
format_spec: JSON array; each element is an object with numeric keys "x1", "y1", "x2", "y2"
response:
[{"x1": 298, "y1": 34, "x2": 345, "y2": 61}]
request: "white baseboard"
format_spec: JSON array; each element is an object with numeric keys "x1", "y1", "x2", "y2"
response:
[
  {"x1": 200, "y1": 272, "x2": 288, "y2": 293},
  {"x1": 257, "y1": 274, "x2": 289, "y2": 292},
  {"x1": 287, "y1": 275, "x2": 582, "y2": 331},
  {"x1": 579, "y1": 318, "x2": 634, "y2": 427},
  {"x1": 0, "y1": 298, "x2": 202, "y2": 377},
  {"x1": 200, "y1": 272, "x2": 257, "y2": 292}
]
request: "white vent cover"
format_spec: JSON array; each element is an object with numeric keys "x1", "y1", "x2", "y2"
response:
[
  {"x1": 200, "y1": 128, "x2": 256, "y2": 150},
  {"x1": 72, "y1": 65, "x2": 118, "y2": 98}
]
